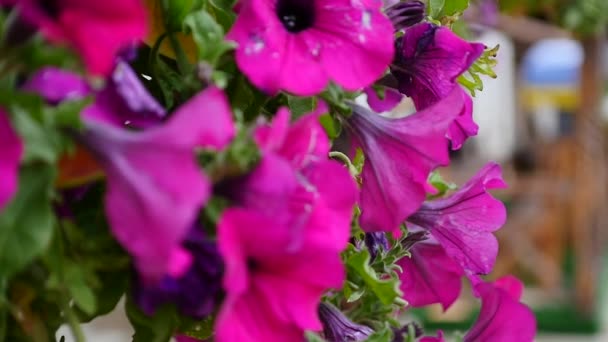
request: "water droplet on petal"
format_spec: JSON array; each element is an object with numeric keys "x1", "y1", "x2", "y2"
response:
[{"x1": 362, "y1": 11, "x2": 372, "y2": 29}]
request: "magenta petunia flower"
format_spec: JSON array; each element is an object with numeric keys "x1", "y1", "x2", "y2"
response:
[
  {"x1": 420, "y1": 331, "x2": 445, "y2": 342},
  {"x1": 23, "y1": 63, "x2": 165, "y2": 129},
  {"x1": 227, "y1": 0, "x2": 395, "y2": 95},
  {"x1": 8, "y1": 0, "x2": 147, "y2": 75},
  {"x1": 397, "y1": 241, "x2": 464, "y2": 310},
  {"x1": 464, "y1": 276, "x2": 536, "y2": 342},
  {"x1": 223, "y1": 105, "x2": 358, "y2": 248},
  {"x1": 446, "y1": 87, "x2": 477, "y2": 150},
  {"x1": 80, "y1": 87, "x2": 235, "y2": 282},
  {"x1": 342, "y1": 87, "x2": 465, "y2": 236},
  {"x1": 392, "y1": 22, "x2": 484, "y2": 110},
  {"x1": 0, "y1": 109, "x2": 23, "y2": 209},
  {"x1": 407, "y1": 162, "x2": 507, "y2": 277},
  {"x1": 216, "y1": 208, "x2": 349, "y2": 342}
]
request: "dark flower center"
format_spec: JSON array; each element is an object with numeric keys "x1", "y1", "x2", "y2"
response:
[
  {"x1": 39, "y1": 0, "x2": 61, "y2": 18},
  {"x1": 276, "y1": 0, "x2": 315, "y2": 33},
  {"x1": 246, "y1": 257, "x2": 260, "y2": 271}
]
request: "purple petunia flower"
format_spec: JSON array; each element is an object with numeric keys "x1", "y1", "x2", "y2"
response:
[
  {"x1": 0, "y1": 109, "x2": 23, "y2": 210},
  {"x1": 385, "y1": 0, "x2": 425, "y2": 32},
  {"x1": 3, "y1": 0, "x2": 147, "y2": 75},
  {"x1": 133, "y1": 228, "x2": 223, "y2": 319},
  {"x1": 397, "y1": 241, "x2": 464, "y2": 310},
  {"x1": 407, "y1": 162, "x2": 507, "y2": 278},
  {"x1": 392, "y1": 23, "x2": 484, "y2": 110},
  {"x1": 342, "y1": 87, "x2": 465, "y2": 236},
  {"x1": 464, "y1": 276, "x2": 536, "y2": 342},
  {"x1": 23, "y1": 63, "x2": 166, "y2": 129},
  {"x1": 318, "y1": 302, "x2": 374, "y2": 342},
  {"x1": 227, "y1": 0, "x2": 395, "y2": 96},
  {"x1": 80, "y1": 87, "x2": 235, "y2": 282}
]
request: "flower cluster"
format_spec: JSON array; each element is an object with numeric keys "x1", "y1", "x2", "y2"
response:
[{"x1": 0, "y1": 1, "x2": 536, "y2": 342}]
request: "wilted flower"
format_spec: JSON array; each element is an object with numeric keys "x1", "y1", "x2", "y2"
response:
[
  {"x1": 342, "y1": 87, "x2": 465, "y2": 236},
  {"x1": 318, "y1": 302, "x2": 374, "y2": 342},
  {"x1": 0, "y1": 109, "x2": 23, "y2": 209},
  {"x1": 228, "y1": 0, "x2": 394, "y2": 95},
  {"x1": 80, "y1": 87, "x2": 235, "y2": 282},
  {"x1": 5, "y1": 0, "x2": 147, "y2": 75}
]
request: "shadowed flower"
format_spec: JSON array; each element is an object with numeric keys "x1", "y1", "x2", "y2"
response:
[
  {"x1": 392, "y1": 22, "x2": 484, "y2": 110},
  {"x1": 228, "y1": 0, "x2": 394, "y2": 95},
  {"x1": 80, "y1": 87, "x2": 235, "y2": 282},
  {"x1": 23, "y1": 63, "x2": 166, "y2": 129},
  {"x1": 133, "y1": 228, "x2": 223, "y2": 319},
  {"x1": 318, "y1": 302, "x2": 374, "y2": 342},
  {"x1": 0, "y1": 109, "x2": 23, "y2": 209},
  {"x1": 397, "y1": 241, "x2": 464, "y2": 310},
  {"x1": 407, "y1": 162, "x2": 507, "y2": 277},
  {"x1": 464, "y1": 276, "x2": 536, "y2": 342},
  {"x1": 341, "y1": 87, "x2": 465, "y2": 236},
  {"x1": 6, "y1": 0, "x2": 147, "y2": 75}
]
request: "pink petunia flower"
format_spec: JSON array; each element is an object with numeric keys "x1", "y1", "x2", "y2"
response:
[
  {"x1": 8, "y1": 0, "x2": 147, "y2": 75},
  {"x1": 216, "y1": 208, "x2": 349, "y2": 341},
  {"x1": 464, "y1": 276, "x2": 536, "y2": 342},
  {"x1": 227, "y1": 0, "x2": 395, "y2": 95},
  {"x1": 342, "y1": 86, "x2": 465, "y2": 236},
  {"x1": 0, "y1": 109, "x2": 23, "y2": 209},
  {"x1": 80, "y1": 87, "x2": 235, "y2": 282},
  {"x1": 407, "y1": 162, "x2": 507, "y2": 278},
  {"x1": 397, "y1": 241, "x2": 464, "y2": 310},
  {"x1": 215, "y1": 106, "x2": 358, "y2": 341}
]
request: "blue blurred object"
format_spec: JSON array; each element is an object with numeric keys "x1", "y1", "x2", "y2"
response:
[{"x1": 522, "y1": 39, "x2": 583, "y2": 86}]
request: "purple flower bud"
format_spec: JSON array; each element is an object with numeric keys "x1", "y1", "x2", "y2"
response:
[
  {"x1": 318, "y1": 303, "x2": 374, "y2": 342},
  {"x1": 365, "y1": 232, "x2": 389, "y2": 261},
  {"x1": 386, "y1": 1, "x2": 426, "y2": 32},
  {"x1": 392, "y1": 322, "x2": 423, "y2": 342}
]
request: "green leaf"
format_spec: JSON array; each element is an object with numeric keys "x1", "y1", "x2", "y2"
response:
[
  {"x1": 429, "y1": 0, "x2": 445, "y2": 18},
  {"x1": 345, "y1": 247, "x2": 402, "y2": 306},
  {"x1": 179, "y1": 316, "x2": 215, "y2": 340},
  {"x1": 0, "y1": 165, "x2": 56, "y2": 280},
  {"x1": 287, "y1": 95, "x2": 316, "y2": 118},
  {"x1": 63, "y1": 265, "x2": 97, "y2": 316},
  {"x1": 125, "y1": 295, "x2": 179, "y2": 342},
  {"x1": 364, "y1": 324, "x2": 393, "y2": 342},
  {"x1": 428, "y1": 171, "x2": 457, "y2": 197},
  {"x1": 442, "y1": 0, "x2": 469, "y2": 16},
  {"x1": 162, "y1": 0, "x2": 197, "y2": 32},
  {"x1": 319, "y1": 114, "x2": 341, "y2": 139},
  {"x1": 184, "y1": 10, "x2": 235, "y2": 66},
  {"x1": 305, "y1": 331, "x2": 327, "y2": 342}
]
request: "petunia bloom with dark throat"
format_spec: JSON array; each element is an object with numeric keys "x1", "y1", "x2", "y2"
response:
[{"x1": 228, "y1": 0, "x2": 395, "y2": 95}]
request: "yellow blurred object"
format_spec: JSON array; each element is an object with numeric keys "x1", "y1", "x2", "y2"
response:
[
  {"x1": 143, "y1": 0, "x2": 198, "y2": 61},
  {"x1": 521, "y1": 86, "x2": 579, "y2": 112}
]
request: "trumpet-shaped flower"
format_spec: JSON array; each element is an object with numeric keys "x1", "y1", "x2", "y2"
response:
[
  {"x1": 228, "y1": 0, "x2": 394, "y2": 95},
  {"x1": 397, "y1": 241, "x2": 464, "y2": 310},
  {"x1": 392, "y1": 23, "x2": 484, "y2": 110},
  {"x1": 0, "y1": 109, "x2": 22, "y2": 209},
  {"x1": 81, "y1": 87, "x2": 234, "y2": 282},
  {"x1": 407, "y1": 162, "x2": 507, "y2": 277},
  {"x1": 318, "y1": 302, "x2": 374, "y2": 342},
  {"x1": 342, "y1": 87, "x2": 465, "y2": 236},
  {"x1": 464, "y1": 276, "x2": 536, "y2": 342},
  {"x1": 7, "y1": 0, "x2": 147, "y2": 75},
  {"x1": 216, "y1": 208, "x2": 349, "y2": 342}
]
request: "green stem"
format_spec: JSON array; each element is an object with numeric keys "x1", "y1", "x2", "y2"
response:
[{"x1": 60, "y1": 300, "x2": 85, "y2": 342}]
